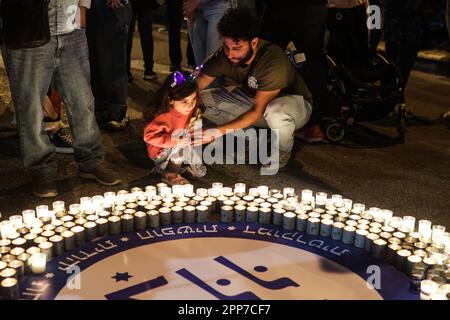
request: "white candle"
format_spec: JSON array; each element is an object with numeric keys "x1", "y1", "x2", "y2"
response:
[
  {"x1": 196, "y1": 188, "x2": 208, "y2": 197},
  {"x1": 353, "y1": 203, "x2": 365, "y2": 212},
  {"x1": 432, "y1": 225, "x2": 445, "y2": 243},
  {"x1": 429, "y1": 288, "x2": 447, "y2": 300},
  {"x1": 160, "y1": 186, "x2": 172, "y2": 197},
  {"x1": 389, "y1": 216, "x2": 403, "y2": 229},
  {"x1": 381, "y1": 210, "x2": 393, "y2": 224},
  {"x1": 234, "y1": 183, "x2": 246, "y2": 194},
  {"x1": 342, "y1": 199, "x2": 353, "y2": 211},
  {"x1": 402, "y1": 216, "x2": 416, "y2": 233},
  {"x1": 315, "y1": 192, "x2": 327, "y2": 203},
  {"x1": 332, "y1": 194, "x2": 342, "y2": 204},
  {"x1": 35, "y1": 205, "x2": 48, "y2": 219},
  {"x1": 0, "y1": 221, "x2": 12, "y2": 240},
  {"x1": 256, "y1": 186, "x2": 269, "y2": 197},
  {"x1": 30, "y1": 253, "x2": 46, "y2": 274},
  {"x1": 420, "y1": 280, "x2": 439, "y2": 300},
  {"x1": 301, "y1": 189, "x2": 313, "y2": 202},
  {"x1": 222, "y1": 187, "x2": 233, "y2": 195},
  {"x1": 248, "y1": 188, "x2": 259, "y2": 197},
  {"x1": 116, "y1": 190, "x2": 128, "y2": 203},
  {"x1": 369, "y1": 207, "x2": 381, "y2": 219},
  {"x1": 172, "y1": 185, "x2": 185, "y2": 197},
  {"x1": 418, "y1": 220, "x2": 432, "y2": 242},
  {"x1": 9, "y1": 215, "x2": 23, "y2": 229},
  {"x1": 91, "y1": 195, "x2": 104, "y2": 213},
  {"x1": 103, "y1": 192, "x2": 116, "y2": 206},
  {"x1": 52, "y1": 201, "x2": 65, "y2": 213},
  {"x1": 283, "y1": 187, "x2": 296, "y2": 199},
  {"x1": 440, "y1": 232, "x2": 450, "y2": 254},
  {"x1": 183, "y1": 184, "x2": 194, "y2": 195},
  {"x1": 21, "y1": 210, "x2": 36, "y2": 228},
  {"x1": 144, "y1": 186, "x2": 156, "y2": 199}
]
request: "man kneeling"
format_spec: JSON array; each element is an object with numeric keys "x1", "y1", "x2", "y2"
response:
[{"x1": 194, "y1": 8, "x2": 313, "y2": 170}]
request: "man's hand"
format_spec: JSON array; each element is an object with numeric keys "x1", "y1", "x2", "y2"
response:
[
  {"x1": 107, "y1": 0, "x2": 125, "y2": 9},
  {"x1": 191, "y1": 128, "x2": 223, "y2": 146},
  {"x1": 184, "y1": 0, "x2": 201, "y2": 22}
]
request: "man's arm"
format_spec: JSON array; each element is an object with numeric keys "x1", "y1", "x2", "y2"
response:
[
  {"x1": 78, "y1": 0, "x2": 91, "y2": 28},
  {"x1": 196, "y1": 73, "x2": 216, "y2": 91}
]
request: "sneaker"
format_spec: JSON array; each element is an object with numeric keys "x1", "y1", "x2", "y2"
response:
[
  {"x1": 295, "y1": 124, "x2": 324, "y2": 143},
  {"x1": 49, "y1": 127, "x2": 74, "y2": 154},
  {"x1": 100, "y1": 117, "x2": 130, "y2": 132},
  {"x1": 79, "y1": 162, "x2": 122, "y2": 186},
  {"x1": 143, "y1": 71, "x2": 158, "y2": 81},
  {"x1": 32, "y1": 172, "x2": 58, "y2": 198},
  {"x1": 169, "y1": 65, "x2": 182, "y2": 72}
]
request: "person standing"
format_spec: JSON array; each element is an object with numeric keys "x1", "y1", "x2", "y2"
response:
[{"x1": 87, "y1": 0, "x2": 132, "y2": 131}]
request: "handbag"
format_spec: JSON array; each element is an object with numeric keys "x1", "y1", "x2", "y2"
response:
[{"x1": 0, "y1": 0, "x2": 51, "y2": 49}]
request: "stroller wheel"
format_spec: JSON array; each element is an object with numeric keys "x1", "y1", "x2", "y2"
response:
[{"x1": 324, "y1": 121, "x2": 345, "y2": 143}]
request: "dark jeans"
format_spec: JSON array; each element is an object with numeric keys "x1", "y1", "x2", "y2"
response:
[
  {"x1": 127, "y1": 7, "x2": 154, "y2": 75},
  {"x1": 7, "y1": 29, "x2": 103, "y2": 175},
  {"x1": 87, "y1": 0, "x2": 131, "y2": 123},
  {"x1": 260, "y1": 4, "x2": 329, "y2": 124},
  {"x1": 382, "y1": 0, "x2": 424, "y2": 88},
  {"x1": 166, "y1": 0, "x2": 196, "y2": 67}
]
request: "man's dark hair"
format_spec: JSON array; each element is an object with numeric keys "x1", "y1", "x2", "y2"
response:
[{"x1": 217, "y1": 8, "x2": 259, "y2": 42}]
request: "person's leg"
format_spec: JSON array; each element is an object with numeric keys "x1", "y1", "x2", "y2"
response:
[
  {"x1": 53, "y1": 29, "x2": 103, "y2": 172},
  {"x1": 88, "y1": 0, "x2": 132, "y2": 125},
  {"x1": 263, "y1": 95, "x2": 312, "y2": 154},
  {"x1": 188, "y1": 8, "x2": 208, "y2": 65},
  {"x1": 7, "y1": 37, "x2": 58, "y2": 196},
  {"x1": 127, "y1": 8, "x2": 137, "y2": 79},
  {"x1": 186, "y1": 36, "x2": 196, "y2": 67},
  {"x1": 200, "y1": 87, "x2": 266, "y2": 127},
  {"x1": 204, "y1": 1, "x2": 231, "y2": 58},
  {"x1": 167, "y1": 0, "x2": 183, "y2": 69},
  {"x1": 137, "y1": 9, "x2": 156, "y2": 77},
  {"x1": 291, "y1": 5, "x2": 328, "y2": 126}
]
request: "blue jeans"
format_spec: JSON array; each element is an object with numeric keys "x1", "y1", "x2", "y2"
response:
[
  {"x1": 188, "y1": 0, "x2": 231, "y2": 65},
  {"x1": 7, "y1": 29, "x2": 103, "y2": 175}
]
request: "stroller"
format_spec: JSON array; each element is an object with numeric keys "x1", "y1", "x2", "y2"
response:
[{"x1": 288, "y1": 5, "x2": 407, "y2": 144}]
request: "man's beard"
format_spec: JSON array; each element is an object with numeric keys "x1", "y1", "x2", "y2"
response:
[{"x1": 230, "y1": 46, "x2": 254, "y2": 67}]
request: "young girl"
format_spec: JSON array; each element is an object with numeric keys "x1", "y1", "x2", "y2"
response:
[{"x1": 143, "y1": 71, "x2": 206, "y2": 185}]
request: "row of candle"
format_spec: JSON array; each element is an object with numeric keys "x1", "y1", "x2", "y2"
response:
[{"x1": 0, "y1": 182, "x2": 449, "y2": 300}]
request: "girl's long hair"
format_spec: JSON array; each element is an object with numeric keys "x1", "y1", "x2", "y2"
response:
[{"x1": 143, "y1": 71, "x2": 203, "y2": 131}]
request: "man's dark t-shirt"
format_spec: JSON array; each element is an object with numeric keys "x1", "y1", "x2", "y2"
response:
[{"x1": 202, "y1": 40, "x2": 312, "y2": 102}]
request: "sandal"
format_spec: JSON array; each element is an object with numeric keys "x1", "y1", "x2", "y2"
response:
[{"x1": 161, "y1": 172, "x2": 190, "y2": 186}]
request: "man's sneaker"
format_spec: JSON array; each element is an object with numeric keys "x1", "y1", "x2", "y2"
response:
[
  {"x1": 100, "y1": 117, "x2": 130, "y2": 132},
  {"x1": 32, "y1": 172, "x2": 58, "y2": 198},
  {"x1": 143, "y1": 71, "x2": 158, "y2": 81},
  {"x1": 79, "y1": 162, "x2": 122, "y2": 186},
  {"x1": 295, "y1": 124, "x2": 324, "y2": 143},
  {"x1": 49, "y1": 127, "x2": 74, "y2": 154}
]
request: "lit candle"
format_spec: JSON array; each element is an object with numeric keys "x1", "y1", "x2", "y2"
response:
[
  {"x1": 79, "y1": 197, "x2": 92, "y2": 213},
  {"x1": 145, "y1": 186, "x2": 156, "y2": 199},
  {"x1": 301, "y1": 189, "x2": 313, "y2": 203},
  {"x1": 429, "y1": 288, "x2": 447, "y2": 300},
  {"x1": 183, "y1": 184, "x2": 194, "y2": 195},
  {"x1": 21, "y1": 210, "x2": 36, "y2": 228},
  {"x1": 8, "y1": 215, "x2": 23, "y2": 229},
  {"x1": 0, "y1": 221, "x2": 12, "y2": 240},
  {"x1": 342, "y1": 199, "x2": 352, "y2": 211},
  {"x1": 332, "y1": 194, "x2": 342, "y2": 204},
  {"x1": 381, "y1": 210, "x2": 393, "y2": 225},
  {"x1": 420, "y1": 280, "x2": 439, "y2": 300},
  {"x1": 91, "y1": 195, "x2": 104, "y2": 213},
  {"x1": 234, "y1": 183, "x2": 246, "y2": 195},
  {"x1": 402, "y1": 216, "x2": 416, "y2": 233},
  {"x1": 172, "y1": 185, "x2": 185, "y2": 198},
  {"x1": 196, "y1": 188, "x2": 208, "y2": 198},
  {"x1": 0, "y1": 277, "x2": 18, "y2": 300},
  {"x1": 353, "y1": 203, "x2": 365, "y2": 212},
  {"x1": 52, "y1": 201, "x2": 65, "y2": 213},
  {"x1": 30, "y1": 253, "x2": 46, "y2": 274},
  {"x1": 389, "y1": 216, "x2": 403, "y2": 229},
  {"x1": 418, "y1": 220, "x2": 432, "y2": 242},
  {"x1": 35, "y1": 205, "x2": 48, "y2": 219},
  {"x1": 69, "y1": 204, "x2": 81, "y2": 215},
  {"x1": 159, "y1": 186, "x2": 172, "y2": 197},
  {"x1": 369, "y1": 208, "x2": 382, "y2": 219},
  {"x1": 432, "y1": 225, "x2": 445, "y2": 243}
]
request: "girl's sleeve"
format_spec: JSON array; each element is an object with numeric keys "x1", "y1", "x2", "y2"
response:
[{"x1": 143, "y1": 120, "x2": 179, "y2": 149}]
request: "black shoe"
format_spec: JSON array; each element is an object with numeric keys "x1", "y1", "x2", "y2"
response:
[
  {"x1": 100, "y1": 117, "x2": 130, "y2": 132},
  {"x1": 32, "y1": 172, "x2": 58, "y2": 198},
  {"x1": 143, "y1": 71, "x2": 158, "y2": 81},
  {"x1": 50, "y1": 127, "x2": 74, "y2": 154},
  {"x1": 169, "y1": 65, "x2": 182, "y2": 72},
  {"x1": 79, "y1": 162, "x2": 122, "y2": 186}
]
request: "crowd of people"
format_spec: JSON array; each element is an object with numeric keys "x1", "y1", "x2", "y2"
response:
[{"x1": 0, "y1": 0, "x2": 449, "y2": 196}]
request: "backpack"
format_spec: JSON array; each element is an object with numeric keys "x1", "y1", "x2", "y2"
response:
[{"x1": 0, "y1": 0, "x2": 51, "y2": 49}]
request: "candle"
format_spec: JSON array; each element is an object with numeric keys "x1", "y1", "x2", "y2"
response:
[
  {"x1": 432, "y1": 225, "x2": 445, "y2": 243},
  {"x1": 196, "y1": 206, "x2": 209, "y2": 223},
  {"x1": 381, "y1": 210, "x2": 393, "y2": 225},
  {"x1": 258, "y1": 208, "x2": 272, "y2": 225},
  {"x1": 30, "y1": 253, "x2": 46, "y2": 274},
  {"x1": 220, "y1": 206, "x2": 234, "y2": 223},
  {"x1": 234, "y1": 183, "x2": 246, "y2": 195},
  {"x1": 353, "y1": 203, "x2": 365, "y2": 212},
  {"x1": 183, "y1": 184, "x2": 194, "y2": 195},
  {"x1": 402, "y1": 216, "x2": 416, "y2": 233},
  {"x1": 71, "y1": 226, "x2": 85, "y2": 247},
  {"x1": 429, "y1": 288, "x2": 447, "y2": 300},
  {"x1": 272, "y1": 208, "x2": 285, "y2": 226},
  {"x1": 389, "y1": 216, "x2": 403, "y2": 229},
  {"x1": 395, "y1": 249, "x2": 411, "y2": 272},
  {"x1": 159, "y1": 207, "x2": 171, "y2": 225},
  {"x1": 145, "y1": 186, "x2": 157, "y2": 199},
  {"x1": 35, "y1": 205, "x2": 48, "y2": 219},
  {"x1": 91, "y1": 195, "x2": 104, "y2": 213},
  {"x1": 172, "y1": 185, "x2": 185, "y2": 198},
  {"x1": 61, "y1": 231, "x2": 75, "y2": 251},
  {"x1": 420, "y1": 280, "x2": 439, "y2": 300},
  {"x1": 21, "y1": 210, "x2": 36, "y2": 228},
  {"x1": 52, "y1": 201, "x2": 65, "y2": 213},
  {"x1": 245, "y1": 207, "x2": 258, "y2": 223},
  {"x1": 295, "y1": 213, "x2": 308, "y2": 232},
  {"x1": 171, "y1": 206, "x2": 183, "y2": 224},
  {"x1": 159, "y1": 187, "x2": 172, "y2": 197},
  {"x1": 418, "y1": 220, "x2": 432, "y2": 242},
  {"x1": 331, "y1": 194, "x2": 342, "y2": 204},
  {"x1": 84, "y1": 222, "x2": 97, "y2": 241},
  {"x1": 147, "y1": 210, "x2": 160, "y2": 228},
  {"x1": 183, "y1": 206, "x2": 196, "y2": 224},
  {"x1": 222, "y1": 187, "x2": 233, "y2": 197},
  {"x1": 8, "y1": 215, "x2": 23, "y2": 229},
  {"x1": 247, "y1": 188, "x2": 259, "y2": 197},
  {"x1": 0, "y1": 221, "x2": 12, "y2": 240},
  {"x1": 369, "y1": 208, "x2": 381, "y2": 220},
  {"x1": 103, "y1": 191, "x2": 116, "y2": 206},
  {"x1": 282, "y1": 212, "x2": 296, "y2": 230},
  {"x1": 234, "y1": 205, "x2": 246, "y2": 223},
  {"x1": 49, "y1": 235, "x2": 64, "y2": 256},
  {"x1": 0, "y1": 277, "x2": 18, "y2": 300},
  {"x1": 196, "y1": 188, "x2": 208, "y2": 198},
  {"x1": 16, "y1": 253, "x2": 31, "y2": 274},
  {"x1": 342, "y1": 226, "x2": 356, "y2": 245},
  {"x1": 365, "y1": 233, "x2": 380, "y2": 253},
  {"x1": 307, "y1": 218, "x2": 320, "y2": 236},
  {"x1": 320, "y1": 219, "x2": 333, "y2": 237},
  {"x1": 120, "y1": 214, "x2": 134, "y2": 233},
  {"x1": 355, "y1": 229, "x2": 368, "y2": 249},
  {"x1": 38, "y1": 242, "x2": 53, "y2": 261}
]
